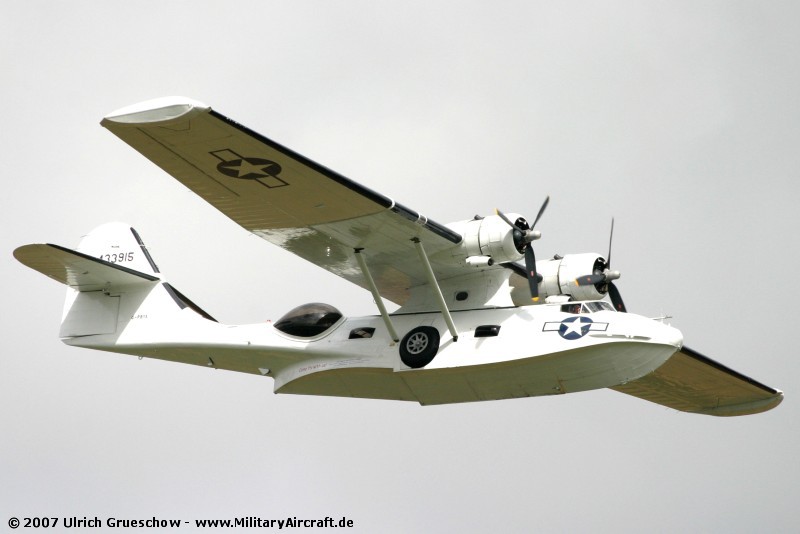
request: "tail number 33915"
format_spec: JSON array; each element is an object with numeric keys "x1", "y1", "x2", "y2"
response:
[{"x1": 100, "y1": 251, "x2": 134, "y2": 264}]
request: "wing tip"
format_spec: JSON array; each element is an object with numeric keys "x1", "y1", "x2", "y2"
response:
[
  {"x1": 700, "y1": 390, "x2": 784, "y2": 417},
  {"x1": 102, "y1": 96, "x2": 210, "y2": 127},
  {"x1": 13, "y1": 243, "x2": 44, "y2": 267}
]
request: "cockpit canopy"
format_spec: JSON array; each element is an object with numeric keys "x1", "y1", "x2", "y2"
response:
[
  {"x1": 274, "y1": 303, "x2": 343, "y2": 337},
  {"x1": 561, "y1": 301, "x2": 616, "y2": 314}
]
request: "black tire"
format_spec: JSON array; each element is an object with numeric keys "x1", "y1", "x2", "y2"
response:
[{"x1": 400, "y1": 326, "x2": 440, "y2": 369}]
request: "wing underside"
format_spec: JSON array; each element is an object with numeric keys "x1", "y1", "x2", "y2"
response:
[
  {"x1": 100, "y1": 97, "x2": 473, "y2": 305},
  {"x1": 611, "y1": 346, "x2": 783, "y2": 416}
]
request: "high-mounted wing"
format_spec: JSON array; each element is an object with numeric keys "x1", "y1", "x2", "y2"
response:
[
  {"x1": 101, "y1": 97, "x2": 469, "y2": 305},
  {"x1": 611, "y1": 346, "x2": 783, "y2": 416}
]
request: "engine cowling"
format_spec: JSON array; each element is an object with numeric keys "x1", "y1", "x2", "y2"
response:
[
  {"x1": 539, "y1": 253, "x2": 609, "y2": 301},
  {"x1": 510, "y1": 253, "x2": 609, "y2": 305},
  {"x1": 456, "y1": 214, "x2": 527, "y2": 265}
]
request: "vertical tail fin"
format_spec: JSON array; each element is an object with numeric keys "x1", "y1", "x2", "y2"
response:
[
  {"x1": 15, "y1": 222, "x2": 215, "y2": 339},
  {"x1": 75, "y1": 222, "x2": 161, "y2": 277}
]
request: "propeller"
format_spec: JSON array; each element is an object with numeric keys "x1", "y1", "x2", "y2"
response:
[
  {"x1": 575, "y1": 218, "x2": 627, "y2": 312},
  {"x1": 497, "y1": 196, "x2": 549, "y2": 301}
]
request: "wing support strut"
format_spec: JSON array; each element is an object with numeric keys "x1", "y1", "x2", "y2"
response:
[
  {"x1": 354, "y1": 248, "x2": 400, "y2": 342},
  {"x1": 412, "y1": 238, "x2": 459, "y2": 341}
]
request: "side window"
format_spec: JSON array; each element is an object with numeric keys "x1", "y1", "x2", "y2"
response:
[
  {"x1": 475, "y1": 325, "x2": 501, "y2": 338},
  {"x1": 349, "y1": 327, "x2": 375, "y2": 339}
]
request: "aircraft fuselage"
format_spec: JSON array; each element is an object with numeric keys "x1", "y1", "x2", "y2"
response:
[{"x1": 66, "y1": 297, "x2": 683, "y2": 406}]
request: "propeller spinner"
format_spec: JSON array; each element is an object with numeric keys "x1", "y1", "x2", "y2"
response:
[{"x1": 496, "y1": 196, "x2": 549, "y2": 301}]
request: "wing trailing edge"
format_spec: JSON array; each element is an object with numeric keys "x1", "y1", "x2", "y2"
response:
[{"x1": 611, "y1": 346, "x2": 783, "y2": 416}]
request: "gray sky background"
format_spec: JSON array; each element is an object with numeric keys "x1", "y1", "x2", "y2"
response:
[{"x1": 2, "y1": 1, "x2": 798, "y2": 532}]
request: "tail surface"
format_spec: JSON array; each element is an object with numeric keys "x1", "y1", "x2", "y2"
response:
[
  {"x1": 14, "y1": 222, "x2": 215, "y2": 338},
  {"x1": 75, "y1": 221, "x2": 162, "y2": 277}
]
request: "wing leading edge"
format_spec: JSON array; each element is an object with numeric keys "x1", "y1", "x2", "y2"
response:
[
  {"x1": 611, "y1": 346, "x2": 783, "y2": 416},
  {"x1": 101, "y1": 97, "x2": 470, "y2": 305}
]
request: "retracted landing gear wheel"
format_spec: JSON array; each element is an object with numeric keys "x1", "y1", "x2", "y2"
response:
[{"x1": 400, "y1": 326, "x2": 440, "y2": 369}]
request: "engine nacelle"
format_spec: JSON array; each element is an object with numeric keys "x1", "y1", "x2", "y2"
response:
[
  {"x1": 454, "y1": 214, "x2": 527, "y2": 265},
  {"x1": 536, "y1": 253, "x2": 609, "y2": 302}
]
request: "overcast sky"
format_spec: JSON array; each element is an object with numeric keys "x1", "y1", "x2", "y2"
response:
[{"x1": 2, "y1": 1, "x2": 798, "y2": 532}]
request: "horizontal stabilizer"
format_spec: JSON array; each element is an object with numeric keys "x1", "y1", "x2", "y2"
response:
[
  {"x1": 14, "y1": 243, "x2": 160, "y2": 291},
  {"x1": 611, "y1": 346, "x2": 783, "y2": 416}
]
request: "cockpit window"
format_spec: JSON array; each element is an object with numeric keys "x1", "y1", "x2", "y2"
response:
[
  {"x1": 274, "y1": 303, "x2": 343, "y2": 337},
  {"x1": 561, "y1": 302, "x2": 615, "y2": 314},
  {"x1": 585, "y1": 301, "x2": 615, "y2": 313},
  {"x1": 561, "y1": 303, "x2": 584, "y2": 314}
]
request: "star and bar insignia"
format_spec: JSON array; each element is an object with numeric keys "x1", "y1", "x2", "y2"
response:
[
  {"x1": 210, "y1": 149, "x2": 288, "y2": 188},
  {"x1": 543, "y1": 316, "x2": 608, "y2": 340}
]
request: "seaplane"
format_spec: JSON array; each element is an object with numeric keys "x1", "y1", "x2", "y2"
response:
[{"x1": 14, "y1": 97, "x2": 783, "y2": 416}]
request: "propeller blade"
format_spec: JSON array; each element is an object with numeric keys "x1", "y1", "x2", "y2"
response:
[
  {"x1": 495, "y1": 208, "x2": 516, "y2": 229},
  {"x1": 572, "y1": 218, "x2": 626, "y2": 310},
  {"x1": 496, "y1": 197, "x2": 549, "y2": 301},
  {"x1": 524, "y1": 243, "x2": 539, "y2": 301},
  {"x1": 531, "y1": 196, "x2": 550, "y2": 229},
  {"x1": 608, "y1": 282, "x2": 626, "y2": 312},
  {"x1": 575, "y1": 273, "x2": 606, "y2": 286}
]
